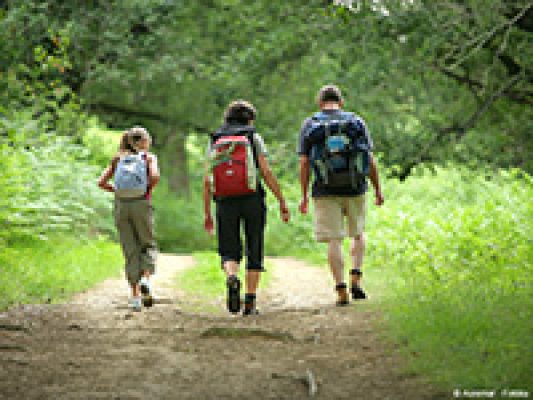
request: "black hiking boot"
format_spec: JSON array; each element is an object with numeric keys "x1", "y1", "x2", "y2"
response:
[
  {"x1": 350, "y1": 268, "x2": 366, "y2": 300},
  {"x1": 226, "y1": 275, "x2": 241, "y2": 314},
  {"x1": 243, "y1": 293, "x2": 259, "y2": 316},
  {"x1": 351, "y1": 285, "x2": 367, "y2": 300}
]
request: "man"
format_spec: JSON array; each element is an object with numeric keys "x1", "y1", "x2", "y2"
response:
[
  {"x1": 298, "y1": 85, "x2": 384, "y2": 305},
  {"x1": 204, "y1": 100, "x2": 290, "y2": 315}
]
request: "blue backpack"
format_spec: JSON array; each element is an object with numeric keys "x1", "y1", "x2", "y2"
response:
[
  {"x1": 304, "y1": 111, "x2": 370, "y2": 189},
  {"x1": 114, "y1": 152, "x2": 149, "y2": 198}
]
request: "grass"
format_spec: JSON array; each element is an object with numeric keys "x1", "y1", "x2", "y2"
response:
[{"x1": 0, "y1": 235, "x2": 123, "y2": 311}]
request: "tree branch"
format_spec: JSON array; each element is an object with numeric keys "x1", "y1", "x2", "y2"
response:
[
  {"x1": 396, "y1": 73, "x2": 524, "y2": 180},
  {"x1": 89, "y1": 101, "x2": 169, "y2": 123},
  {"x1": 435, "y1": 65, "x2": 533, "y2": 105},
  {"x1": 444, "y1": 3, "x2": 532, "y2": 69}
]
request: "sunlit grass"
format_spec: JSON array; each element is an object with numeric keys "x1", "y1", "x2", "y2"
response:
[{"x1": 0, "y1": 236, "x2": 123, "y2": 310}]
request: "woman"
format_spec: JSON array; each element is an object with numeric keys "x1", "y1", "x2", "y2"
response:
[{"x1": 204, "y1": 100, "x2": 290, "y2": 315}]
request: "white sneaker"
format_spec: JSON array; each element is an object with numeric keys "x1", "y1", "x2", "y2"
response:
[
  {"x1": 139, "y1": 277, "x2": 153, "y2": 308},
  {"x1": 129, "y1": 297, "x2": 142, "y2": 311}
]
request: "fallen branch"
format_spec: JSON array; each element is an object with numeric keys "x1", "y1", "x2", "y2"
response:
[
  {"x1": 306, "y1": 369, "x2": 318, "y2": 397},
  {"x1": 0, "y1": 324, "x2": 30, "y2": 333},
  {"x1": 0, "y1": 344, "x2": 27, "y2": 352},
  {"x1": 272, "y1": 370, "x2": 319, "y2": 397}
]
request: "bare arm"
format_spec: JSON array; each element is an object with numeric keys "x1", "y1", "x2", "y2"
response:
[
  {"x1": 97, "y1": 157, "x2": 118, "y2": 193},
  {"x1": 368, "y1": 154, "x2": 384, "y2": 206},
  {"x1": 257, "y1": 155, "x2": 289, "y2": 222},
  {"x1": 203, "y1": 169, "x2": 214, "y2": 234},
  {"x1": 299, "y1": 155, "x2": 310, "y2": 214},
  {"x1": 147, "y1": 154, "x2": 160, "y2": 191}
]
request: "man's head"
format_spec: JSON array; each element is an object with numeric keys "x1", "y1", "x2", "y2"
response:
[
  {"x1": 224, "y1": 100, "x2": 256, "y2": 125},
  {"x1": 317, "y1": 85, "x2": 344, "y2": 110}
]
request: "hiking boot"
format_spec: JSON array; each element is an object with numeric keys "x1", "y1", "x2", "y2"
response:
[
  {"x1": 243, "y1": 293, "x2": 258, "y2": 316},
  {"x1": 351, "y1": 285, "x2": 367, "y2": 300},
  {"x1": 129, "y1": 297, "x2": 142, "y2": 312},
  {"x1": 140, "y1": 277, "x2": 154, "y2": 308},
  {"x1": 350, "y1": 268, "x2": 366, "y2": 300},
  {"x1": 226, "y1": 275, "x2": 241, "y2": 314},
  {"x1": 336, "y1": 283, "x2": 349, "y2": 306},
  {"x1": 243, "y1": 304, "x2": 259, "y2": 316}
]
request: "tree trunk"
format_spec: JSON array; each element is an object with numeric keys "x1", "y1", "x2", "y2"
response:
[{"x1": 166, "y1": 130, "x2": 190, "y2": 197}]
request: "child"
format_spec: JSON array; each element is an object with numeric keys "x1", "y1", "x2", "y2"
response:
[
  {"x1": 98, "y1": 127, "x2": 160, "y2": 311},
  {"x1": 204, "y1": 100, "x2": 290, "y2": 315}
]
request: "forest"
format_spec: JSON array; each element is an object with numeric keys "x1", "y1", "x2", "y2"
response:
[{"x1": 1, "y1": 0, "x2": 532, "y2": 397}]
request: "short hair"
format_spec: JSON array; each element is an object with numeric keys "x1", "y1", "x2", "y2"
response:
[
  {"x1": 317, "y1": 85, "x2": 343, "y2": 103},
  {"x1": 224, "y1": 100, "x2": 256, "y2": 125}
]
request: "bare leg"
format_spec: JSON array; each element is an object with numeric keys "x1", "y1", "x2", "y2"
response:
[
  {"x1": 328, "y1": 239, "x2": 345, "y2": 285},
  {"x1": 130, "y1": 282, "x2": 140, "y2": 297},
  {"x1": 245, "y1": 270, "x2": 261, "y2": 294},
  {"x1": 223, "y1": 260, "x2": 239, "y2": 277},
  {"x1": 328, "y1": 239, "x2": 349, "y2": 305},
  {"x1": 350, "y1": 234, "x2": 365, "y2": 286}
]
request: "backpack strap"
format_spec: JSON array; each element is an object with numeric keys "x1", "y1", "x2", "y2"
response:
[
  {"x1": 141, "y1": 152, "x2": 151, "y2": 200},
  {"x1": 213, "y1": 125, "x2": 260, "y2": 169}
]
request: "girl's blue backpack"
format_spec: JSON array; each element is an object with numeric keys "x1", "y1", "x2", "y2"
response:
[{"x1": 114, "y1": 152, "x2": 149, "y2": 198}]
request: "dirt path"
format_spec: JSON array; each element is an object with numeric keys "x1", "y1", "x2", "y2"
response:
[{"x1": 0, "y1": 254, "x2": 445, "y2": 400}]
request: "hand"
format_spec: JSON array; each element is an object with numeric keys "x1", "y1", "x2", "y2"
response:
[
  {"x1": 280, "y1": 201, "x2": 290, "y2": 223},
  {"x1": 299, "y1": 197, "x2": 308, "y2": 214},
  {"x1": 375, "y1": 190, "x2": 384, "y2": 206},
  {"x1": 204, "y1": 214, "x2": 214, "y2": 235}
]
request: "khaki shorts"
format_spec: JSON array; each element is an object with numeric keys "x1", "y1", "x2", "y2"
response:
[{"x1": 312, "y1": 195, "x2": 366, "y2": 242}]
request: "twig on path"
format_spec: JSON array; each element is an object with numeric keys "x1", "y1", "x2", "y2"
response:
[
  {"x1": 0, "y1": 357, "x2": 30, "y2": 366},
  {"x1": 0, "y1": 344, "x2": 27, "y2": 352},
  {"x1": 0, "y1": 324, "x2": 30, "y2": 333},
  {"x1": 271, "y1": 370, "x2": 319, "y2": 397},
  {"x1": 306, "y1": 369, "x2": 318, "y2": 397}
]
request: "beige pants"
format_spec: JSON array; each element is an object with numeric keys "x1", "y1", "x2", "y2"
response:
[
  {"x1": 313, "y1": 195, "x2": 366, "y2": 242},
  {"x1": 114, "y1": 198, "x2": 157, "y2": 285}
]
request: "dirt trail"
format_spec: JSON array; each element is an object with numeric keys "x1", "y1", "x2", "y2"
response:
[{"x1": 0, "y1": 254, "x2": 444, "y2": 400}]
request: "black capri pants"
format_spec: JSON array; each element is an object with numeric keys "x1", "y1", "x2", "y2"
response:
[{"x1": 215, "y1": 193, "x2": 266, "y2": 271}]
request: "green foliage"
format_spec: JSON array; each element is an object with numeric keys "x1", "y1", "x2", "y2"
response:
[
  {"x1": 152, "y1": 178, "x2": 216, "y2": 253},
  {"x1": 0, "y1": 236, "x2": 122, "y2": 311},
  {"x1": 83, "y1": 120, "x2": 122, "y2": 168},
  {"x1": 364, "y1": 168, "x2": 533, "y2": 389},
  {"x1": 0, "y1": 115, "x2": 115, "y2": 243},
  {"x1": 2, "y1": 0, "x2": 530, "y2": 186}
]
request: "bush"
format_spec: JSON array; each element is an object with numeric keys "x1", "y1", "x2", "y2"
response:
[
  {"x1": 0, "y1": 117, "x2": 115, "y2": 243},
  {"x1": 152, "y1": 178, "x2": 216, "y2": 253}
]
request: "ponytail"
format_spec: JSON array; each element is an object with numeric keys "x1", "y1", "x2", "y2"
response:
[{"x1": 117, "y1": 126, "x2": 151, "y2": 156}]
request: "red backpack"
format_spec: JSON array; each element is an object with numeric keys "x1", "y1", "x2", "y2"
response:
[{"x1": 209, "y1": 127, "x2": 259, "y2": 198}]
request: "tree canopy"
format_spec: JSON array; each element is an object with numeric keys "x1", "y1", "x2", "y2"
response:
[{"x1": 1, "y1": 0, "x2": 531, "y2": 191}]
